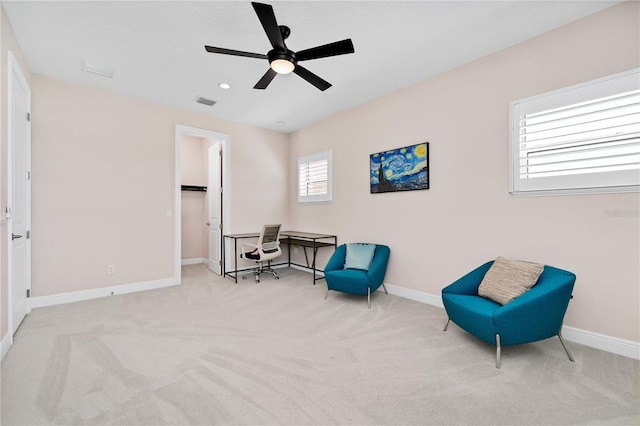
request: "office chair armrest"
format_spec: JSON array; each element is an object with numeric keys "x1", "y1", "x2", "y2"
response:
[{"x1": 241, "y1": 242, "x2": 259, "y2": 257}]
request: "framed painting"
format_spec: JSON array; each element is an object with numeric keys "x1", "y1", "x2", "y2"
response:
[{"x1": 370, "y1": 142, "x2": 429, "y2": 193}]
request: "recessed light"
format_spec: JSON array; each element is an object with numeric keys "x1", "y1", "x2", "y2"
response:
[
  {"x1": 218, "y1": 83, "x2": 231, "y2": 89},
  {"x1": 81, "y1": 60, "x2": 115, "y2": 78}
]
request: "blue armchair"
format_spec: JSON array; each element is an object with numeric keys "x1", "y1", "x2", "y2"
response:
[
  {"x1": 324, "y1": 244, "x2": 390, "y2": 308},
  {"x1": 442, "y1": 261, "x2": 576, "y2": 368}
]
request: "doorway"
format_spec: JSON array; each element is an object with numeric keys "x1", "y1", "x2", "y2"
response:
[
  {"x1": 8, "y1": 51, "x2": 32, "y2": 335},
  {"x1": 174, "y1": 125, "x2": 230, "y2": 283}
]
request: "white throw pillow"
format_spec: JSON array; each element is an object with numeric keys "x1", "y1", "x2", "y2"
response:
[{"x1": 344, "y1": 243, "x2": 376, "y2": 271}]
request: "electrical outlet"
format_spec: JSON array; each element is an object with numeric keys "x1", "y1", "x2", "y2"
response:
[{"x1": 107, "y1": 265, "x2": 115, "y2": 275}]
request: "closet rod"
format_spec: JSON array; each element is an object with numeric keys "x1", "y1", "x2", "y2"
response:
[{"x1": 181, "y1": 185, "x2": 207, "y2": 192}]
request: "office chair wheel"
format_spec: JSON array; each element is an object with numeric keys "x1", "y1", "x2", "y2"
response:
[{"x1": 242, "y1": 276, "x2": 247, "y2": 280}]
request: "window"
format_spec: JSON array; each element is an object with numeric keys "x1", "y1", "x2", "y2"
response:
[
  {"x1": 510, "y1": 69, "x2": 640, "y2": 195},
  {"x1": 298, "y1": 150, "x2": 332, "y2": 203}
]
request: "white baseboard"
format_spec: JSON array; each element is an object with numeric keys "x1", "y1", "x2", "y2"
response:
[
  {"x1": 289, "y1": 264, "x2": 325, "y2": 277},
  {"x1": 385, "y1": 282, "x2": 639, "y2": 360},
  {"x1": 1, "y1": 331, "x2": 11, "y2": 360},
  {"x1": 30, "y1": 277, "x2": 178, "y2": 309},
  {"x1": 385, "y1": 283, "x2": 443, "y2": 308},
  {"x1": 562, "y1": 326, "x2": 640, "y2": 360},
  {"x1": 181, "y1": 258, "x2": 206, "y2": 266}
]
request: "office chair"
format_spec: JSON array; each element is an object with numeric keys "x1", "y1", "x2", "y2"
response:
[{"x1": 240, "y1": 224, "x2": 282, "y2": 283}]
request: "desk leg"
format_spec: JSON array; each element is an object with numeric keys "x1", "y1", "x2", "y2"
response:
[
  {"x1": 222, "y1": 237, "x2": 225, "y2": 276},
  {"x1": 312, "y1": 241, "x2": 317, "y2": 284},
  {"x1": 302, "y1": 248, "x2": 310, "y2": 268},
  {"x1": 234, "y1": 238, "x2": 238, "y2": 284}
]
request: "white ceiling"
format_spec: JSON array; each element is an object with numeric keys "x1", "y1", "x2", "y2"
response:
[{"x1": 3, "y1": 1, "x2": 621, "y2": 133}]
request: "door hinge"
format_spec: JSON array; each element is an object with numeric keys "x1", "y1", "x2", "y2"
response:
[
  {"x1": 218, "y1": 260, "x2": 222, "y2": 266},
  {"x1": 26, "y1": 230, "x2": 30, "y2": 239},
  {"x1": 26, "y1": 289, "x2": 30, "y2": 298},
  {"x1": 26, "y1": 112, "x2": 31, "y2": 122},
  {"x1": 219, "y1": 223, "x2": 223, "y2": 230},
  {"x1": 219, "y1": 187, "x2": 223, "y2": 194},
  {"x1": 27, "y1": 171, "x2": 31, "y2": 180},
  {"x1": 219, "y1": 149, "x2": 222, "y2": 157}
]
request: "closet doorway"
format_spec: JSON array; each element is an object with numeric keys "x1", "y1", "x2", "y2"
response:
[{"x1": 174, "y1": 125, "x2": 230, "y2": 282}]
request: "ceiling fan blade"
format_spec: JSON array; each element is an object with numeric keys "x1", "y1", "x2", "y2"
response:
[
  {"x1": 205, "y1": 45, "x2": 267, "y2": 59},
  {"x1": 296, "y1": 39, "x2": 354, "y2": 62},
  {"x1": 252, "y1": 2, "x2": 285, "y2": 50},
  {"x1": 293, "y1": 65, "x2": 331, "y2": 91},
  {"x1": 254, "y1": 68, "x2": 278, "y2": 89}
]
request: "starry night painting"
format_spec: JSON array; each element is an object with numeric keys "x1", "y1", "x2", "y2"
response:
[{"x1": 370, "y1": 142, "x2": 429, "y2": 193}]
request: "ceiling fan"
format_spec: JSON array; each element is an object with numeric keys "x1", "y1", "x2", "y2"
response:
[{"x1": 204, "y1": 2, "x2": 355, "y2": 91}]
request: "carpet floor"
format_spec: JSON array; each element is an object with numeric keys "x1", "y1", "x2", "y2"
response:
[{"x1": 1, "y1": 264, "x2": 638, "y2": 425}]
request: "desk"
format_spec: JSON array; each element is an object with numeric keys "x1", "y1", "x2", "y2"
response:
[{"x1": 223, "y1": 231, "x2": 337, "y2": 283}]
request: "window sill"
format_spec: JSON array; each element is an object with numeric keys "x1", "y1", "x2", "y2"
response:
[{"x1": 509, "y1": 185, "x2": 639, "y2": 197}]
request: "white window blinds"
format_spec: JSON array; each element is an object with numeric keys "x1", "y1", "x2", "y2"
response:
[
  {"x1": 510, "y1": 69, "x2": 640, "y2": 195},
  {"x1": 298, "y1": 150, "x2": 332, "y2": 202}
]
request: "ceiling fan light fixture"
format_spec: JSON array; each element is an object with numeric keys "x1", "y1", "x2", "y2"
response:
[{"x1": 270, "y1": 58, "x2": 295, "y2": 74}]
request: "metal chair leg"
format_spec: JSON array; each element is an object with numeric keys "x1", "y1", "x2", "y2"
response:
[
  {"x1": 243, "y1": 261, "x2": 282, "y2": 283},
  {"x1": 254, "y1": 262, "x2": 263, "y2": 283},
  {"x1": 264, "y1": 260, "x2": 279, "y2": 280},
  {"x1": 443, "y1": 318, "x2": 450, "y2": 332},
  {"x1": 242, "y1": 265, "x2": 261, "y2": 282},
  {"x1": 495, "y1": 334, "x2": 501, "y2": 369},
  {"x1": 367, "y1": 287, "x2": 371, "y2": 309},
  {"x1": 558, "y1": 331, "x2": 575, "y2": 362},
  {"x1": 264, "y1": 267, "x2": 279, "y2": 280},
  {"x1": 382, "y1": 283, "x2": 388, "y2": 294},
  {"x1": 324, "y1": 288, "x2": 329, "y2": 300}
]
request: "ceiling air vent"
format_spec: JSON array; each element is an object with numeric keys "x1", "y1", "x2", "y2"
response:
[
  {"x1": 195, "y1": 96, "x2": 216, "y2": 107},
  {"x1": 82, "y1": 60, "x2": 115, "y2": 78}
]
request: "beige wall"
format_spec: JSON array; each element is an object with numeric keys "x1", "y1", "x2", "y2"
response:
[
  {"x1": 181, "y1": 135, "x2": 207, "y2": 261},
  {"x1": 289, "y1": 2, "x2": 640, "y2": 342},
  {"x1": 0, "y1": 5, "x2": 31, "y2": 339},
  {"x1": 181, "y1": 135, "x2": 207, "y2": 187},
  {"x1": 30, "y1": 74, "x2": 290, "y2": 298}
]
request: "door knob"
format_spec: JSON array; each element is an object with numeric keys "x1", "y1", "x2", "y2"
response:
[
  {"x1": 206, "y1": 222, "x2": 211, "y2": 226},
  {"x1": 12, "y1": 233, "x2": 22, "y2": 240}
]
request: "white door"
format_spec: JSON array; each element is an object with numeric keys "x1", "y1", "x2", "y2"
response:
[
  {"x1": 207, "y1": 142, "x2": 222, "y2": 274},
  {"x1": 9, "y1": 53, "x2": 31, "y2": 334}
]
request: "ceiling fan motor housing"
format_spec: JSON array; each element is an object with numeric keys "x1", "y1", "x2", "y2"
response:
[
  {"x1": 268, "y1": 49, "x2": 297, "y2": 67},
  {"x1": 279, "y1": 25, "x2": 291, "y2": 40}
]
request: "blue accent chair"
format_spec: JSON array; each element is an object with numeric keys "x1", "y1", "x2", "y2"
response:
[
  {"x1": 442, "y1": 261, "x2": 576, "y2": 368},
  {"x1": 324, "y1": 244, "x2": 390, "y2": 308}
]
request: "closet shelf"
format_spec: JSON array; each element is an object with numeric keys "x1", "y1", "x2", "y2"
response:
[{"x1": 181, "y1": 185, "x2": 207, "y2": 192}]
